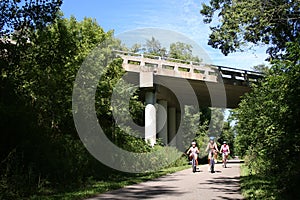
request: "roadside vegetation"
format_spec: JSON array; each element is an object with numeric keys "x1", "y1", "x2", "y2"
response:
[
  {"x1": 2, "y1": 0, "x2": 298, "y2": 199},
  {"x1": 201, "y1": 0, "x2": 300, "y2": 199},
  {"x1": 240, "y1": 164, "x2": 278, "y2": 200},
  {"x1": 0, "y1": 1, "x2": 219, "y2": 199},
  {"x1": 236, "y1": 44, "x2": 300, "y2": 199}
]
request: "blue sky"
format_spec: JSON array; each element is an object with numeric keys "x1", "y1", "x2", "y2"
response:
[{"x1": 61, "y1": 0, "x2": 269, "y2": 71}]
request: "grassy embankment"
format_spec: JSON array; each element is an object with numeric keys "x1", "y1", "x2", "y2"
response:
[{"x1": 240, "y1": 164, "x2": 278, "y2": 200}]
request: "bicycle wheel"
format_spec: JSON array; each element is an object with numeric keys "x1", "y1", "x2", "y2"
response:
[
  {"x1": 192, "y1": 157, "x2": 196, "y2": 172},
  {"x1": 210, "y1": 158, "x2": 215, "y2": 173}
]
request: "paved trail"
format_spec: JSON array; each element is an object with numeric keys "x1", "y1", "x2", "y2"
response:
[{"x1": 86, "y1": 161, "x2": 244, "y2": 200}]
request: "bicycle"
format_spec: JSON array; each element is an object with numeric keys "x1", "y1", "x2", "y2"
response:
[
  {"x1": 222, "y1": 152, "x2": 228, "y2": 168},
  {"x1": 191, "y1": 153, "x2": 197, "y2": 173},
  {"x1": 210, "y1": 150, "x2": 216, "y2": 173}
]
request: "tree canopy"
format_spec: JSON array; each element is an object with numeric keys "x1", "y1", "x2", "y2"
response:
[
  {"x1": 201, "y1": 1, "x2": 300, "y2": 198},
  {"x1": 0, "y1": 0, "x2": 62, "y2": 63},
  {"x1": 234, "y1": 41, "x2": 300, "y2": 198},
  {"x1": 0, "y1": 0, "x2": 62, "y2": 37},
  {"x1": 200, "y1": 0, "x2": 300, "y2": 59},
  {"x1": 0, "y1": 9, "x2": 212, "y2": 197},
  {"x1": 144, "y1": 36, "x2": 167, "y2": 57},
  {"x1": 131, "y1": 37, "x2": 202, "y2": 62},
  {"x1": 169, "y1": 42, "x2": 202, "y2": 62}
]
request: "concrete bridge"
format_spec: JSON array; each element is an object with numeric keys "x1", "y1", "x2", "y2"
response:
[{"x1": 114, "y1": 50, "x2": 263, "y2": 146}]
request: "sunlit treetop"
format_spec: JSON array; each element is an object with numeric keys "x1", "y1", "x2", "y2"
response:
[{"x1": 200, "y1": 0, "x2": 300, "y2": 60}]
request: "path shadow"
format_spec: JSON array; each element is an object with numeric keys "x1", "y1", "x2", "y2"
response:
[
  {"x1": 205, "y1": 176, "x2": 241, "y2": 187},
  {"x1": 221, "y1": 166, "x2": 232, "y2": 169},
  {"x1": 191, "y1": 167, "x2": 202, "y2": 173},
  {"x1": 209, "y1": 170, "x2": 222, "y2": 173},
  {"x1": 215, "y1": 196, "x2": 243, "y2": 200},
  {"x1": 150, "y1": 177, "x2": 181, "y2": 182},
  {"x1": 201, "y1": 176, "x2": 243, "y2": 199},
  {"x1": 90, "y1": 185, "x2": 186, "y2": 199},
  {"x1": 227, "y1": 160, "x2": 245, "y2": 164}
]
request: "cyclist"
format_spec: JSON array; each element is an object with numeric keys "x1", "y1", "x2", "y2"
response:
[
  {"x1": 220, "y1": 141, "x2": 230, "y2": 167},
  {"x1": 187, "y1": 141, "x2": 199, "y2": 166},
  {"x1": 205, "y1": 137, "x2": 219, "y2": 171}
]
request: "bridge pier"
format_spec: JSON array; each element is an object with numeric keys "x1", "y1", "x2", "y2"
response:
[
  {"x1": 116, "y1": 50, "x2": 263, "y2": 149},
  {"x1": 145, "y1": 91, "x2": 156, "y2": 146},
  {"x1": 168, "y1": 107, "x2": 177, "y2": 147},
  {"x1": 176, "y1": 110, "x2": 182, "y2": 149},
  {"x1": 157, "y1": 100, "x2": 168, "y2": 145}
]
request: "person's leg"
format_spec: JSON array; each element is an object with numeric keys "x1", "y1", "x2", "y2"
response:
[
  {"x1": 214, "y1": 152, "x2": 218, "y2": 162},
  {"x1": 225, "y1": 153, "x2": 229, "y2": 166},
  {"x1": 195, "y1": 154, "x2": 198, "y2": 166},
  {"x1": 189, "y1": 154, "x2": 193, "y2": 165},
  {"x1": 222, "y1": 153, "x2": 225, "y2": 167}
]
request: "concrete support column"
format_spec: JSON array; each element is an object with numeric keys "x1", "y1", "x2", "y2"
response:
[
  {"x1": 168, "y1": 107, "x2": 176, "y2": 147},
  {"x1": 157, "y1": 100, "x2": 168, "y2": 145},
  {"x1": 176, "y1": 111, "x2": 183, "y2": 150},
  {"x1": 145, "y1": 91, "x2": 156, "y2": 146}
]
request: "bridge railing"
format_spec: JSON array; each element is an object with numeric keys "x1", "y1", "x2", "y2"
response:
[
  {"x1": 214, "y1": 65, "x2": 264, "y2": 83},
  {"x1": 113, "y1": 50, "x2": 264, "y2": 84}
]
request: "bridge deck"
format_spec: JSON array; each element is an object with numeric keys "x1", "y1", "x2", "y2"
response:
[
  {"x1": 115, "y1": 50, "x2": 263, "y2": 85},
  {"x1": 115, "y1": 50, "x2": 264, "y2": 108}
]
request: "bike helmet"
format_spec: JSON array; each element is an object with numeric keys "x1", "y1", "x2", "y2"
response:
[
  {"x1": 223, "y1": 141, "x2": 227, "y2": 144},
  {"x1": 191, "y1": 141, "x2": 196, "y2": 145},
  {"x1": 209, "y1": 137, "x2": 214, "y2": 141}
]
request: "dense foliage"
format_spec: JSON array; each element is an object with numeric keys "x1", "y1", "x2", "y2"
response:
[
  {"x1": 0, "y1": 6, "x2": 213, "y2": 198},
  {"x1": 131, "y1": 37, "x2": 202, "y2": 62},
  {"x1": 200, "y1": 0, "x2": 300, "y2": 59},
  {"x1": 200, "y1": 1, "x2": 300, "y2": 198},
  {"x1": 0, "y1": 0, "x2": 62, "y2": 66},
  {"x1": 234, "y1": 42, "x2": 300, "y2": 198},
  {"x1": 169, "y1": 42, "x2": 202, "y2": 62},
  {"x1": 0, "y1": 14, "x2": 122, "y2": 198}
]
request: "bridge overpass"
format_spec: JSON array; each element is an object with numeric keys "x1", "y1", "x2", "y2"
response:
[{"x1": 114, "y1": 50, "x2": 263, "y2": 146}]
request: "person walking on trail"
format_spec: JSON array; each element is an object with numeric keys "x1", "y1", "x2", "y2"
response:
[
  {"x1": 220, "y1": 141, "x2": 230, "y2": 167},
  {"x1": 205, "y1": 137, "x2": 219, "y2": 171},
  {"x1": 187, "y1": 141, "x2": 200, "y2": 166}
]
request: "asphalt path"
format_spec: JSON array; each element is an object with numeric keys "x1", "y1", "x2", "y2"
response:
[{"x1": 86, "y1": 161, "x2": 244, "y2": 200}]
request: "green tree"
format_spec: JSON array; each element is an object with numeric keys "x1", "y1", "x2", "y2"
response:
[
  {"x1": 252, "y1": 64, "x2": 270, "y2": 74},
  {"x1": 208, "y1": 108, "x2": 225, "y2": 138},
  {"x1": 169, "y1": 42, "x2": 202, "y2": 62},
  {"x1": 218, "y1": 121, "x2": 235, "y2": 156},
  {"x1": 18, "y1": 16, "x2": 113, "y2": 135},
  {"x1": 130, "y1": 43, "x2": 142, "y2": 53},
  {"x1": 0, "y1": 14, "x2": 128, "y2": 198},
  {"x1": 200, "y1": 0, "x2": 300, "y2": 59},
  {"x1": 0, "y1": 0, "x2": 62, "y2": 64},
  {"x1": 144, "y1": 36, "x2": 167, "y2": 57},
  {"x1": 234, "y1": 41, "x2": 300, "y2": 198}
]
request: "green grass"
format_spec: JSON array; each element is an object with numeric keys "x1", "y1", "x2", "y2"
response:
[
  {"x1": 240, "y1": 164, "x2": 278, "y2": 200},
  {"x1": 28, "y1": 165, "x2": 190, "y2": 200}
]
